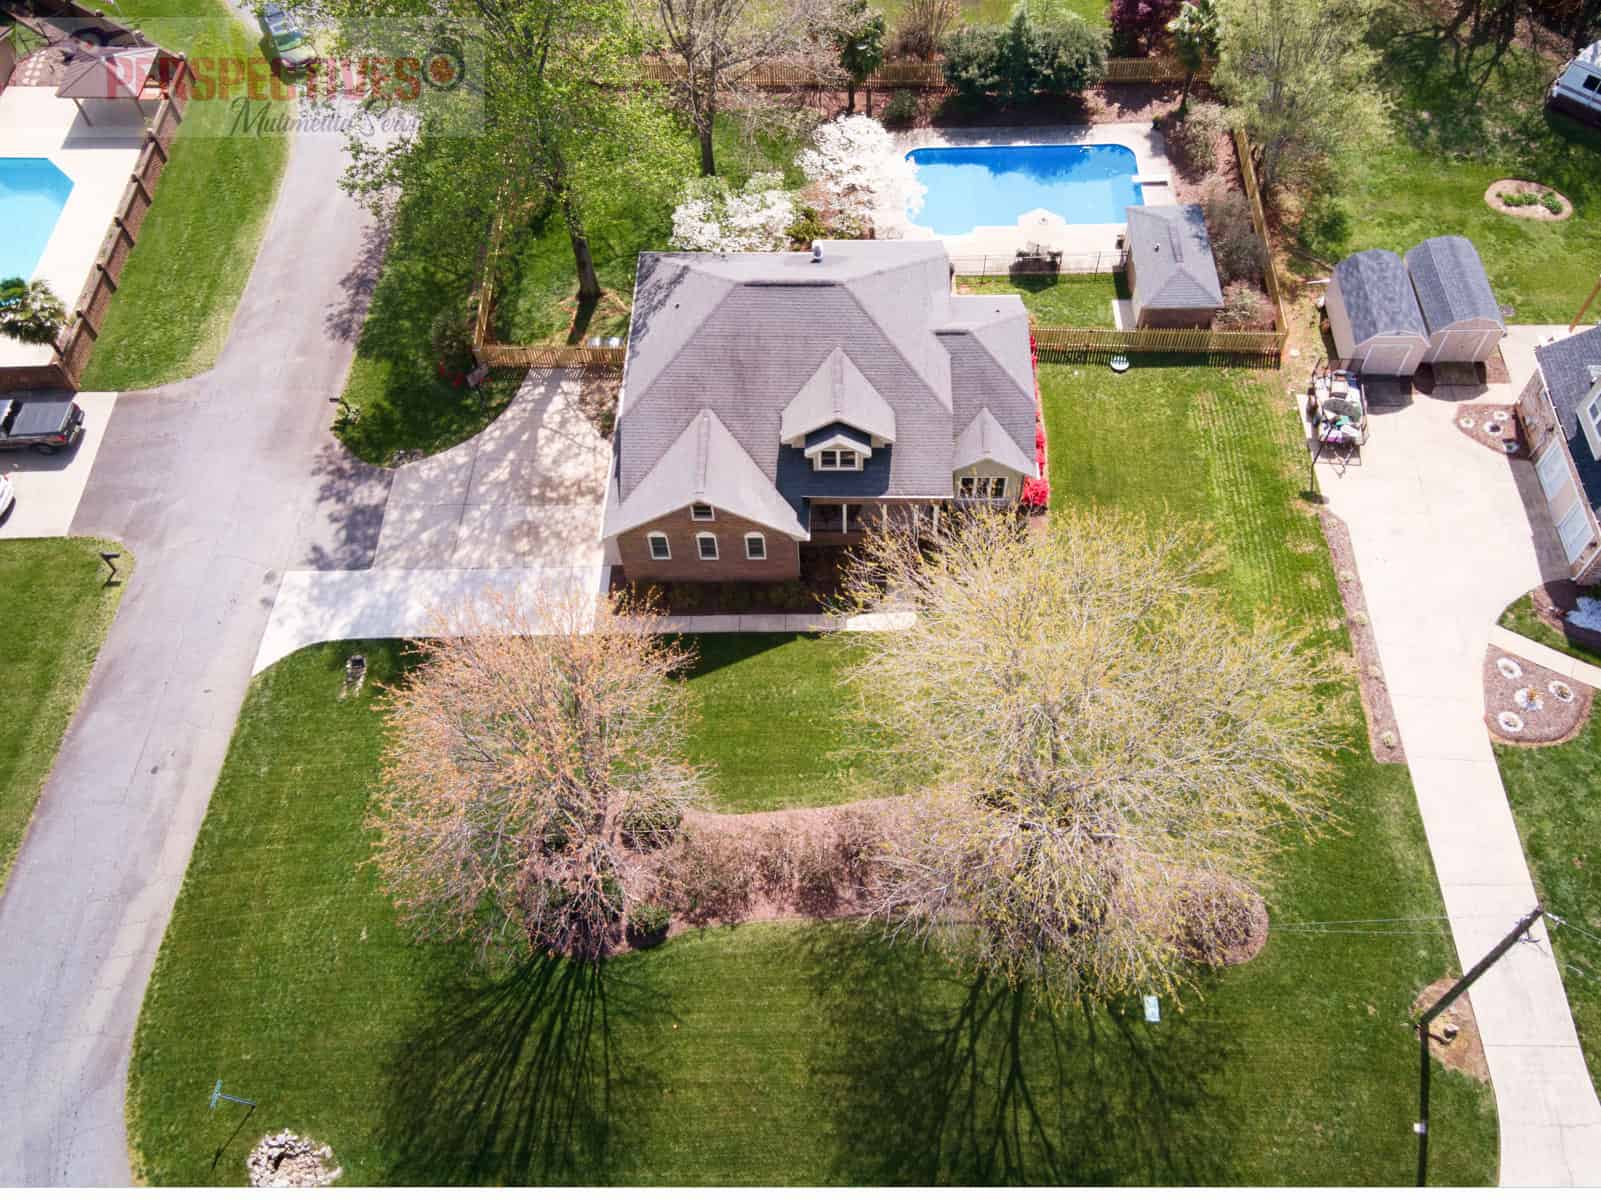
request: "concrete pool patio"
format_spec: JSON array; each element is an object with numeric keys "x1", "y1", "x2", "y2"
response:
[
  {"x1": 891, "y1": 122, "x2": 1172, "y2": 266},
  {"x1": 0, "y1": 84, "x2": 144, "y2": 369}
]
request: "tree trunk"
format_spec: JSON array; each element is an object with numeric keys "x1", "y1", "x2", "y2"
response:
[
  {"x1": 564, "y1": 197, "x2": 601, "y2": 303},
  {"x1": 847, "y1": 81, "x2": 857, "y2": 113},
  {"x1": 698, "y1": 117, "x2": 716, "y2": 175},
  {"x1": 1179, "y1": 70, "x2": 1193, "y2": 111}
]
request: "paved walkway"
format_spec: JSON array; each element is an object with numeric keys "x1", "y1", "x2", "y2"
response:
[
  {"x1": 1315, "y1": 343, "x2": 1601, "y2": 1185},
  {"x1": 0, "y1": 113, "x2": 388, "y2": 1186},
  {"x1": 1488, "y1": 625, "x2": 1601, "y2": 690}
]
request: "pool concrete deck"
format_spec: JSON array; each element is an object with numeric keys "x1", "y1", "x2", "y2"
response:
[
  {"x1": 891, "y1": 122, "x2": 1172, "y2": 269},
  {"x1": 0, "y1": 86, "x2": 144, "y2": 369}
]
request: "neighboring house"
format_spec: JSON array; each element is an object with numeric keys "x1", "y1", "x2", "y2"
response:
[
  {"x1": 1403, "y1": 236, "x2": 1505, "y2": 364},
  {"x1": 603, "y1": 240, "x2": 1039, "y2": 583},
  {"x1": 1548, "y1": 40, "x2": 1601, "y2": 124},
  {"x1": 1124, "y1": 205, "x2": 1223, "y2": 329},
  {"x1": 1516, "y1": 325, "x2": 1601, "y2": 584},
  {"x1": 1326, "y1": 249, "x2": 1430, "y2": 377}
]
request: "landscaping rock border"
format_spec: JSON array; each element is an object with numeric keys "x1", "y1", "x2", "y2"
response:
[
  {"x1": 1319, "y1": 510, "x2": 1406, "y2": 763},
  {"x1": 1450, "y1": 403, "x2": 1527, "y2": 457},
  {"x1": 1482, "y1": 648, "x2": 1593, "y2": 746},
  {"x1": 1484, "y1": 178, "x2": 1573, "y2": 221}
]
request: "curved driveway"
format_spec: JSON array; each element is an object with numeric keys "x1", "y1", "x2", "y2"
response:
[{"x1": 0, "y1": 114, "x2": 389, "y2": 1185}]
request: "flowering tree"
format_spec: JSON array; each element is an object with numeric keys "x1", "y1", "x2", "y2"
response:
[
  {"x1": 837, "y1": 507, "x2": 1334, "y2": 1004},
  {"x1": 798, "y1": 114, "x2": 925, "y2": 237},
  {"x1": 1110, "y1": 0, "x2": 1180, "y2": 54},
  {"x1": 670, "y1": 171, "x2": 798, "y2": 252},
  {"x1": 366, "y1": 589, "x2": 705, "y2": 963}
]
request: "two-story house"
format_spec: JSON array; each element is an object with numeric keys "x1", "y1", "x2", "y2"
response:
[
  {"x1": 1516, "y1": 324, "x2": 1601, "y2": 584},
  {"x1": 602, "y1": 240, "x2": 1040, "y2": 582}
]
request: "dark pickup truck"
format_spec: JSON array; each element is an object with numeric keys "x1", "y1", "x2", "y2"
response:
[{"x1": 0, "y1": 397, "x2": 85, "y2": 454}]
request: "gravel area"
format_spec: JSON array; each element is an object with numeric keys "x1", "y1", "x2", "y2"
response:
[
  {"x1": 1483, "y1": 648, "x2": 1594, "y2": 746},
  {"x1": 1449, "y1": 403, "x2": 1527, "y2": 458},
  {"x1": 1319, "y1": 510, "x2": 1406, "y2": 763}
]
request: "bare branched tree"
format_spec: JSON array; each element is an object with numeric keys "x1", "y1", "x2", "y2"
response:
[
  {"x1": 640, "y1": 0, "x2": 840, "y2": 175},
  {"x1": 837, "y1": 508, "x2": 1337, "y2": 1003},
  {"x1": 367, "y1": 589, "x2": 704, "y2": 963}
]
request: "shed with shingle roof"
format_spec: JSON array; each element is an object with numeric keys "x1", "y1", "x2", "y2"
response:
[
  {"x1": 1326, "y1": 249, "x2": 1430, "y2": 376},
  {"x1": 1404, "y1": 236, "x2": 1505, "y2": 364},
  {"x1": 1125, "y1": 205, "x2": 1224, "y2": 329}
]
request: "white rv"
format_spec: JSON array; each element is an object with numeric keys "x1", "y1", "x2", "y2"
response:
[{"x1": 1549, "y1": 41, "x2": 1601, "y2": 124}]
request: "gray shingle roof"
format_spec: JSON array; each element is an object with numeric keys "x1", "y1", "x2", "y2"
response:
[
  {"x1": 1404, "y1": 236, "x2": 1504, "y2": 333},
  {"x1": 1126, "y1": 205, "x2": 1224, "y2": 311},
  {"x1": 608, "y1": 241, "x2": 1037, "y2": 538},
  {"x1": 1333, "y1": 249, "x2": 1427, "y2": 345},
  {"x1": 1534, "y1": 325, "x2": 1601, "y2": 513}
]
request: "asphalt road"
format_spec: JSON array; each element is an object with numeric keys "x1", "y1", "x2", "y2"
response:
[{"x1": 0, "y1": 112, "x2": 390, "y2": 1185}]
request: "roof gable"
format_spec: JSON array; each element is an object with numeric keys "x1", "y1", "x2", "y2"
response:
[
  {"x1": 1127, "y1": 205, "x2": 1224, "y2": 310},
  {"x1": 1334, "y1": 249, "x2": 1427, "y2": 344},
  {"x1": 1534, "y1": 325, "x2": 1601, "y2": 514},
  {"x1": 954, "y1": 408, "x2": 1036, "y2": 477},
  {"x1": 1404, "y1": 236, "x2": 1503, "y2": 333},
  {"x1": 780, "y1": 348, "x2": 897, "y2": 444}
]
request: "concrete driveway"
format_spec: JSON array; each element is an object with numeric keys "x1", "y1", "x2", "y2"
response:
[
  {"x1": 374, "y1": 371, "x2": 608, "y2": 568},
  {"x1": 1314, "y1": 340, "x2": 1601, "y2": 1185},
  {"x1": 0, "y1": 392, "x2": 117, "y2": 539}
]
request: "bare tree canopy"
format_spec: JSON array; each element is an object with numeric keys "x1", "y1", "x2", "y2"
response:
[
  {"x1": 639, "y1": 0, "x2": 839, "y2": 174},
  {"x1": 367, "y1": 590, "x2": 704, "y2": 962},
  {"x1": 838, "y1": 508, "x2": 1336, "y2": 1003}
]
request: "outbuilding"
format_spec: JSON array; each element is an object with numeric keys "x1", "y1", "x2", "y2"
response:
[
  {"x1": 1326, "y1": 249, "x2": 1429, "y2": 376},
  {"x1": 1124, "y1": 205, "x2": 1224, "y2": 329},
  {"x1": 1404, "y1": 235, "x2": 1505, "y2": 364}
]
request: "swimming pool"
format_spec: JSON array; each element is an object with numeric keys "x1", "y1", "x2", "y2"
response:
[
  {"x1": 905, "y1": 144, "x2": 1142, "y2": 235},
  {"x1": 0, "y1": 158, "x2": 75, "y2": 282}
]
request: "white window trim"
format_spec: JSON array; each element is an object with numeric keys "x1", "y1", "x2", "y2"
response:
[
  {"x1": 646, "y1": 531, "x2": 671, "y2": 561},
  {"x1": 696, "y1": 532, "x2": 719, "y2": 561},
  {"x1": 690, "y1": 503, "x2": 716, "y2": 522},
  {"x1": 814, "y1": 448, "x2": 863, "y2": 471},
  {"x1": 744, "y1": 532, "x2": 767, "y2": 560},
  {"x1": 958, "y1": 474, "x2": 1009, "y2": 500}
]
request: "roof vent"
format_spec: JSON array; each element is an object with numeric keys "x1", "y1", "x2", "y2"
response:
[{"x1": 811, "y1": 241, "x2": 823, "y2": 263}]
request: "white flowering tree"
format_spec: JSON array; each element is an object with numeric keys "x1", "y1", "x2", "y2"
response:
[
  {"x1": 669, "y1": 171, "x2": 798, "y2": 253},
  {"x1": 798, "y1": 115, "x2": 925, "y2": 238}
]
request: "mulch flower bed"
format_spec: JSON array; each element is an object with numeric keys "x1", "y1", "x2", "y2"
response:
[
  {"x1": 1483, "y1": 648, "x2": 1593, "y2": 746},
  {"x1": 1450, "y1": 403, "x2": 1527, "y2": 457},
  {"x1": 1413, "y1": 977, "x2": 1489, "y2": 1083},
  {"x1": 1319, "y1": 510, "x2": 1406, "y2": 763},
  {"x1": 1485, "y1": 178, "x2": 1573, "y2": 221}
]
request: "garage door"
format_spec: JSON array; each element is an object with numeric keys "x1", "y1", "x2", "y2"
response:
[
  {"x1": 1361, "y1": 342, "x2": 1415, "y2": 376},
  {"x1": 1556, "y1": 500, "x2": 1594, "y2": 563}
]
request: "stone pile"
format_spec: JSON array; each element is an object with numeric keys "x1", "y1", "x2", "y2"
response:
[{"x1": 246, "y1": 1130, "x2": 342, "y2": 1188}]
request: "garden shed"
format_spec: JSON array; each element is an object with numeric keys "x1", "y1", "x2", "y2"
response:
[
  {"x1": 1404, "y1": 236, "x2": 1505, "y2": 364},
  {"x1": 1124, "y1": 205, "x2": 1223, "y2": 329},
  {"x1": 1326, "y1": 249, "x2": 1429, "y2": 377}
]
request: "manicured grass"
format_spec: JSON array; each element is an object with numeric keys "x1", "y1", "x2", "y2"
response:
[
  {"x1": 1498, "y1": 595, "x2": 1601, "y2": 671},
  {"x1": 678, "y1": 633, "x2": 925, "y2": 811},
  {"x1": 961, "y1": 272, "x2": 1128, "y2": 326},
  {"x1": 0, "y1": 539, "x2": 127, "y2": 891},
  {"x1": 1497, "y1": 719, "x2": 1601, "y2": 1088},
  {"x1": 76, "y1": 0, "x2": 290, "y2": 390},
  {"x1": 129, "y1": 356, "x2": 1496, "y2": 1186},
  {"x1": 1298, "y1": 11, "x2": 1601, "y2": 323}
]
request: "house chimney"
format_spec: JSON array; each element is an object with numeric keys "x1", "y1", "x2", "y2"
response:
[{"x1": 811, "y1": 241, "x2": 823, "y2": 263}]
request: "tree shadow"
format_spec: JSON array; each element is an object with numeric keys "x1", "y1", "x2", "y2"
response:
[
  {"x1": 377, "y1": 954, "x2": 670, "y2": 1185},
  {"x1": 800, "y1": 931, "x2": 1239, "y2": 1185}
]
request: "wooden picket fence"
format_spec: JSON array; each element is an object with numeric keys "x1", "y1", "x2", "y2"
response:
[
  {"x1": 476, "y1": 343, "x2": 626, "y2": 370},
  {"x1": 1030, "y1": 325, "x2": 1283, "y2": 364},
  {"x1": 637, "y1": 56, "x2": 1209, "y2": 91},
  {"x1": 1233, "y1": 126, "x2": 1289, "y2": 340}
]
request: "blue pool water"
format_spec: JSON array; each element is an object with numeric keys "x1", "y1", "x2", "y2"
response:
[
  {"x1": 906, "y1": 144, "x2": 1142, "y2": 234},
  {"x1": 0, "y1": 158, "x2": 75, "y2": 282}
]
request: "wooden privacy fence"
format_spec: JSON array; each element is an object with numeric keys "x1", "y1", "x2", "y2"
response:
[
  {"x1": 638, "y1": 56, "x2": 1209, "y2": 91},
  {"x1": 1233, "y1": 126, "x2": 1289, "y2": 342},
  {"x1": 1, "y1": 58, "x2": 194, "y2": 391},
  {"x1": 476, "y1": 343, "x2": 626, "y2": 370}
]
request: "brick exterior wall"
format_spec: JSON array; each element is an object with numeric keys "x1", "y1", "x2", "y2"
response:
[{"x1": 617, "y1": 507, "x2": 801, "y2": 582}]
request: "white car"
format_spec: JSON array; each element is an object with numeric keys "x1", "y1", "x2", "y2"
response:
[{"x1": 0, "y1": 473, "x2": 13, "y2": 520}]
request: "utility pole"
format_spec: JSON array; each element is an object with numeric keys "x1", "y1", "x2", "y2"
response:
[
  {"x1": 1414, "y1": 905, "x2": 1544, "y2": 1187},
  {"x1": 1570, "y1": 275, "x2": 1601, "y2": 332}
]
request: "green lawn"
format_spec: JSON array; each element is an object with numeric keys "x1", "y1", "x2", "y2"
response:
[
  {"x1": 678, "y1": 634, "x2": 926, "y2": 811},
  {"x1": 1498, "y1": 595, "x2": 1601, "y2": 671},
  {"x1": 338, "y1": 111, "x2": 806, "y2": 465},
  {"x1": 76, "y1": 0, "x2": 291, "y2": 390},
  {"x1": 1297, "y1": 8, "x2": 1601, "y2": 323},
  {"x1": 1497, "y1": 720, "x2": 1601, "y2": 1089},
  {"x1": 962, "y1": 272, "x2": 1127, "y2": 326},
  {"x1": 129, "y1": 355, "x2": 1496, "y2": 1186},
  {"x1": 0, "y1": 539, "x2": 127, "y2": 891}
]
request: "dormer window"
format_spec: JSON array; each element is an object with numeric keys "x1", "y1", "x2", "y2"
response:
[
  {"x1": 690, "y1": 502, "x2": 715, "y2": 521},
  {"x1": 817, "y1": 448, "x2": 860, "y2": 471}
]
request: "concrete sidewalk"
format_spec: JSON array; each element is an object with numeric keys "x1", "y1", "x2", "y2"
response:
[
  {"x1": 1488, "y1": 624, "x2": 1601, "y2": 690},
  {"x1": 1315, "y1": 355, "x2": 1601, "y2": 1185}
]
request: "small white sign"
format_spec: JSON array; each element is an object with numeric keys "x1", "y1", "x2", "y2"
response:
[{"x1": 1143, "y1": 995, "x2": 1160, "y2": 1023}]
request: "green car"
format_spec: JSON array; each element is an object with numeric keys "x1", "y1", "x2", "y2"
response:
[{"x1": 258, "y1": 3, "x2": 316, "y2": 72}]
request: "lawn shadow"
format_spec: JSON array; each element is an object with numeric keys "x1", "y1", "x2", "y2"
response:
[
  {"x1": 672, "y1": 632, "x2": 826, "y2": 682},
  {"x1": 799, "y1": 930, "x2": 1239, "y2": 1185},
  {"x1": 378, "y1": 953, "x2": 670, "y2": 1185}
]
